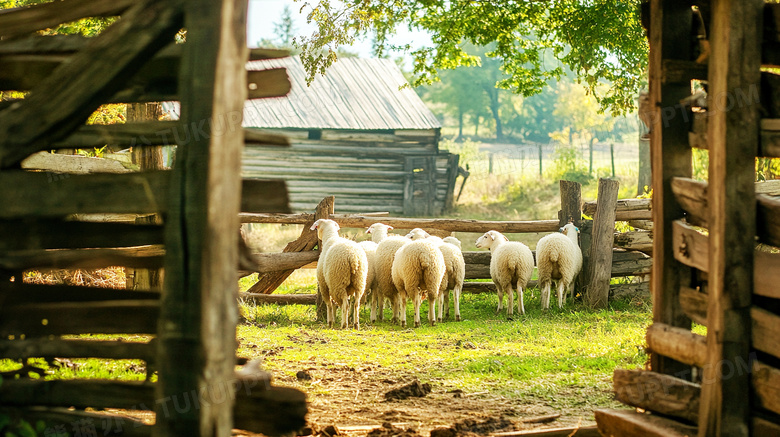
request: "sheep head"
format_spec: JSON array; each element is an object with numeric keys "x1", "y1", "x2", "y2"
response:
[
  {"x1": 310, "y1": 219, "x2": 340, "y2": 240},
  {"x1": 366, "y1": 222, "x2": 392, "y2": 234},
  {"x1": 406, "y1": 228, "x2": 430, "y2": 240},
  {"x1": 475, "y1": 230, "x2": 507, "y2": 251},
  {"x1": 443, "y1": 236, "x2": 462, "y2": 248}
]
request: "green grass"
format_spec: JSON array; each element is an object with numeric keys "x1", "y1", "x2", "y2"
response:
[{"x1": 236, "y1": 291, "x2": 651, "y2": 406}]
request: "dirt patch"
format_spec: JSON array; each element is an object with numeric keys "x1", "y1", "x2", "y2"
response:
[
  {"x1": 384, "y1": 380, "x2": 432, "y2": 401},
  {"x1": 430, "y1": 417, "x2": 515, "y2": 437},
  {"x1": 367, "y1": 423, "x2": 423, "y2": 437}
]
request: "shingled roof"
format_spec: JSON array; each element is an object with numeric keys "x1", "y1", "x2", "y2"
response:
[{"x1": 243, "y1": 57, "x2": 441, "y2": 131}]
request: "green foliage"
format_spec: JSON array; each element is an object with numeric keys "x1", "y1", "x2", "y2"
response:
[
  {"x1": 692, "y1": 148, "x2": 709, "y2": 181},
  {"x1": 549, "y1": 144, "x2": 592, "y2": 184},
  {"x1": 295, "y1": 0, "x2": 648, "y2": 115},
  {"x1": 439, "y1": 138, "x2": 485, "y2": 169}
]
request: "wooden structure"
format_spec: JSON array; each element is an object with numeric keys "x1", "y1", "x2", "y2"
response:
[
  {"x1": 596, "y1": 1, "x2": 780, "y2": 435},
  {"x1": 0, "y1": 1, "x2": 306, "y2": 436},
  {"x1": 239, "y1": 58, "x2": 459, "y2": 216}
]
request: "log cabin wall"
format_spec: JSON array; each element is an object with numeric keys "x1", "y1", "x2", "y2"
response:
[
  {"x1": 0, "y1": 1, "x2": 305, "y2": 436},
  {"x1": 596, "y1": 1, "x2": 780, "y2": 436}
]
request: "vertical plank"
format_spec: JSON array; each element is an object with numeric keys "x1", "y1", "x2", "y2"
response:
[
  {"x1": 155, "y1": 0, "x2": 248, "y2": 436},
  {"x1": 443, "y1": 153, "x2": 460, "y2": 211},
  {"x1": 403, "y1": 157, "x2": 415, "y2": 216},
  {"x1": 585, "y1": 178, "x2": 619, "y2": 309},
  {"x1": 558, "y1": 180, "x2": 582, "y2": 226},
  {"x1": 698, "y1": 1, "x2": 761, "y2": 436},
  {"x1": 649, "y1": 0, "x2": 694, "y2": 378}
]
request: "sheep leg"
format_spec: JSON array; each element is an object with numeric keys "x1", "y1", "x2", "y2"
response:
[
  {"x1": 428, "y1": 292, "x2": 437, "y2": 326},
  {"x1": 444, "y1": 288, "x2": 451, "y2": 319},
  {"x1": 413, "y1": 291, "x2": 422, "y2": 328},
  {"x1": 436, "y1": 292, "x2": 444, "y2": 323},
  {"x1": 326, "y1": 301, "x2": 335, "y2": 328},
  {"x1": 495, "y1": 285, "x2": 504, "y2": 314},
  {"x1": 518, "y1": 281, "x2": 525, "y2": 315},
  {"x1": 399, "y1": 295, "x2": 407, "y2": 328},
  {"x1": 353, "y1": 295, "x2": 361, "y2": 330},
  {"x1": 541, "y1": 282, "x2": 550, "y2": 310},
  {"x1": 341, "y1": 295, "x2": 350, "y2": 329},
  {"x1": 557, "y1": 281, "x2": 566, "y2": 309},
  {"x1": 369, "y1": 290, "x2": 377, "y2": 323},
  {"x1": 506, "y1": 284, "x2": 514, "y2": 317},
  {"x1": 454, "y1": 283, "x2": 462, "y2": 322}
]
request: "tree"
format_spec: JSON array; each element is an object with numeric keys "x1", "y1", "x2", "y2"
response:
[{"x1": 294, "y1": 0, "x2": 648, "y2": 115}]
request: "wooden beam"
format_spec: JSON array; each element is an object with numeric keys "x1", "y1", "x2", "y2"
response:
[
  {"x1": 0, "y1": 301, "x2": 159, "y2": 337},
  {"x1": 614, "y1": 230, "x2": 653, "y2": 254},
  {"x1": 244, "y1": 251, "x2": 320, "y2": 274},
  {"x1": 298, "y1": 216, "x2": 560, "y2": 234},
  {"x1": 233, "y1": 384, "x2": 308, "y2": 436},
  {"x1": 582, "y1": 198, "x2": 651, "y2": 219},
  {"x1": 241, "y1": 179, "x2": 291, "y2": 214},
  {"x1": 558, "y1": 180, "x2": 582, "y2": 227},
  {"x1": 0, "y1": 338, "x2": 155, "y2": 362},
  {"x1": 595, "y1": 409, "x2": 697, "y2": 437},
  {"x1": 0, "y1": 220, "x2": 163, "y2": 251},
  {"x1": 671, "y1": 220, "x2": 709, "y2": 272},
  {"x1": 0, "y1": 283, "x2": 159, "y2": 306},
  {"x1": 755, "y1": 250, "x2": 780, "y2": 299},
  {"x1": 0, "y1": 171, "x2": 169, "y2": 218},
  {"x1": 679, "y1": 286, "x2": 708, "y2": 326},
  {"x1": 0, "y1": 407, "x2": 150, "y2": 437},
  {"x1": 663, "y1": 59, "x2": 708, "y2": 84},
  {"x1": 485, "y1": 427, "x2": 600, "y2": 437},
  {"x1": 757, "y1": 194, "x2": 780, "y2": 247},
  {"x1": 156, "y1": 0, "x2": 248, "y2": 434},
  {"x1": 610, "y1": 250, "x2": 653, "y2": 277},
  {"x1": 240, "y1": 212, "x2": 389, "y2": 224},
  {"x1": 0, "y1": 246, "x2": 164, "y2": 271},
  {"x1": 751, "y1": 307, "x2": 780, "y2": 360},
  {"x1": 613, "y1": 369, "x2": 700, "y2": 424},
  {"x1": 649, "y1": 0, "x2": 695, "y2": 379},
  {"x1": 646, "y1": 322, "x2": 707, "y2": 368},
  {"x1": 753, "y1": 360, "x2": 780, "y2": 417},
  {"x1": 239, "y1": 293, "x2": 316, "y2": 305},
  {"x1": 0, "y1": 0, "x2": 183, "y2": 168},
  {"x1": 21, "y1": 151, "x2": 132, "y2": 174},
  {"x1": 585, "y1": 178, "x2": 620, "y2": 309},
  {"x1": 0, "y1": 0, "x2": 134, "y2": 39}
]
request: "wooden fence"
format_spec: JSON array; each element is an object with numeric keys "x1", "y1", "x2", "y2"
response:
[{"x1": 239, "y1": 180, "x2": 655, "y2": 308}]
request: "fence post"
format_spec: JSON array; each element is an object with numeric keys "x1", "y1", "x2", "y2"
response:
[
  {"x1": 610, "y1": 143, "x2": 616, "y2": 178},
  {"x1": 538, "y1": 143, "x2": 543, "y2": 176},
  {"x1": 585, "y1": 178, "x2": 620, "y2": 309},
  {"x1": 589, "y1": 138, "x2": 595, "y2": 175},
  {"x1": 559, "y1": 180, "x2": 583, "y2": 298},
  {"x1": 488, "y1": 153, "x2": 494, "y2": 174}
]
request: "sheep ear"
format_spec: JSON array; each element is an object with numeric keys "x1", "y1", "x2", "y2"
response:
[
  {"x1": 502, "y1": 235, "x2": 509, "y2": 241},
  {"x1": 310, "y1": 220, "x2": 320, "y2": 231},
  {"x1": 388, "y1": 225, "x2": 394, "y2": 230},
  {"x1": 559, "y1": 227, "x2": 564, "y2": 233}
]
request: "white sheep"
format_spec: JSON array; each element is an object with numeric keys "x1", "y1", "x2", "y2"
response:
[
  {"x1": 371, "y1": 225, "x2": 409, "y2": 323},
  {"x1": 392, "y1": 238, "x2": 446, "y2": 327},
  {"x1": 406, "y1": 229, "x2": 464, "y2": 322},
  {"x1": 536, "y1": 222, "x2": 582, "y2": 310},
  {"x1": 475, "y1": 230, "x2": 535, "y2": 316},
  {"x1": 363, "y1": 222, "x2": 395, "y2": 322},
  {"x1": 311, "y1": 219, "x2": 368, "y2": 329}
]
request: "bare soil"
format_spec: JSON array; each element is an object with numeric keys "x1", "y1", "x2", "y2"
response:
[{"x1": 252, "y1": 361, "x2": 599, "y2": 437}]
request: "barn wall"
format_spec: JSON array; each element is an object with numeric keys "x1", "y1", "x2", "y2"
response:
[{"x1": 241, "y1": 128, "x2": 459, "y2": 215}]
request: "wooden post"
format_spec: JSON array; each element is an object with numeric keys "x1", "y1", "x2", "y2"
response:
[
  {"x1": 156, "y1": 0, "x2": 246, "y2": 435},
  {"x1": 538, "y1": 143, "x2": 543, "y2": 176},
  {"x1": 610, "y1": 143, "x2": 615, "y2": 178},
  {"x1": 649, "y1": 0, "x2": 694, "y2": 379},
  {"x1": 585, "y1": 178, "x2": 619, "y2": 309},
  {"x1": 558, "y1": 180, "x2": 582, "y2": 227},
  {"x1": 589, "y1": 138, "x2": 594, "y2": 174},
  {"x1": 697, "y1": 1, "x2": 760, "y2": 435}
]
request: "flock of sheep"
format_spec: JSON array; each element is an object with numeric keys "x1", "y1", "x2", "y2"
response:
[{"x1": 310, "y1": 219, "x2": 583, "y2": 329}]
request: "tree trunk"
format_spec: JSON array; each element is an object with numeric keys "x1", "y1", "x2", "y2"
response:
[
  {"x1": 487, "y1": 88, "x2": 503, "y2": 141},
  {"x1": 457, "y1": 108, "x2": 464, "y2": 140},
  {"x1": 637, "y1": 135, "x2": 651, "y2": 195}
]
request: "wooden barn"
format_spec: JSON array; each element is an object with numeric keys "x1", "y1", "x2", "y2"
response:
[
  {"x1": 595, "y1": 1, "x2": 780, "y2": 436},
  {"x1": 240, "y1": 57, "x2": 459, "y2": 216},
  {"x1": 165, "y1": 57, "x2": 459, "y2": 216}
]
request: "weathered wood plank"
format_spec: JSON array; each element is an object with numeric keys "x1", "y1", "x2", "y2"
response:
[
  {"x1": 594, "y1": 409, "x2": 697, "y2": 437},
  {"x1": 0, "y1": 220, "x2": 163, "y2": 251},
  {"x1": 21, "y1": 151, "x2": 132, "y2": 174},
  {"x1": 314, "y1": 216, "x2": 559, "y2": 234},
  {"x1": 0, "y1": 0, "x2": 183, "y2": 168},
  {"x1": 613, "y1": 369, "x2": 700, "y2": 424},
  {"x1": 755, "y1": 250, "x2": 780, "y2": 299},
  {"x1": 233, "y1": 384, "x2": 308, "y2": 436},
  {"x1": 239, "y1": 293, "x2": 316, "y2": 306},
  {"x1": 751, "y1": 307, "x2": 780, "y2": 360},
  {"x1": 663, "y1": 59, "x2": 708, "y2": 83},
  {"x1": 0, "y1": 301, "x2": 159, "y2": 337},
  {"x1": 645, "y1": 322, "x2": 707, "y2": 368},
  {"x1": 558, "y1": 180, "x2": 582, "y2": 226},
  {"x1": 0, "y1": 0, "x2": 134, "y2": 39},
  {"x1": 582, "y1": 198, "x2": 651, "y2": 217},
  {"x1": 0, "y1": 283, "x2": 159, "y2": 306},
  {"x1": 0, "y1": 407, "x2": 151, "y2": 437},
  {"x1": 671, "y1": 220, "x2": 709, "y2": 272},
  {"x1": 670, "y1": 177, "x2": 709, "y2": 227},
  {"x1": 614, "y1": 230, "x2": 653, "y2": 253},
  {"x1": 753, "y1": 360, "x2": 780, "y2": 417},
  {"x1": 0, "y1": 170, "x2": 169, "y2": 219},
  {"x1": 757, "y1": 194, "x2": 780, "y2": 247},
  {"x1": 0, "y1": 379, "x2": 153, "y2": 410},
  {"x1": 649, "y1": 0, "x2": 695, "y2": 379},
  {"x1": 610, "y1": 250, "x2": 653, "y2": 277},
  {"x1": 240, "y1": 211, "x2": 389, "y2": 224},
  {"x1": 0, "y1": 338, "x2": 155, "y2": 362},
  {"x1": 241, "y1": 179, "x2": 291, "y2": 214},
  {"x1": 486, "y1": 426, "x2": 600, "y2": 437},
  {"x1": 586, "y1": 179, "x2": 620, "y2": 308},
  {"x1": 679, "y1": 286, "x2": 708, "y2": 326},
  {"x1": 244, "y1": 251, "x2": 320, "y2": 274},
  {"x1": 0, "y1": 246, "x2": 164, "y2": 271},
  {"x1": 610, "y1": 281, "x2": 650, "y2": 300}
]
